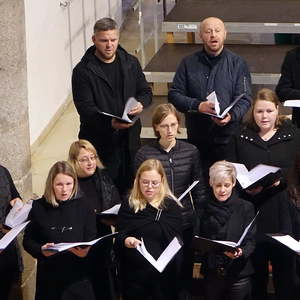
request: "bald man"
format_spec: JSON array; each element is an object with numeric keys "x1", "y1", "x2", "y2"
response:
[{"x1": 169, "y1": 17, "x2": 252, "y2": 173}]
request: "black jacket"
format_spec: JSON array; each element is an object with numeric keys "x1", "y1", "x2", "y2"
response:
[
  {"x1": 225, "y1": 120, "x2": 300, "y2": 179},
  {"x1": 135, "y1": 139, "x2": 207, "y2": 228},
  {"x1": 23, "y1": 195, "x2": 96, "y2": 300},
  {"x1": 168, "y1": 48, "x2": 252, "y2": 146},
  {"x1": 196, "y1": 191, "x2": 256, "y2": 279},
  {"x1": 276, "y1": 47, "x2": 300, "y2": 127},
  {"x1": 116, "y1": 198, "x2": 182, "y2": 299},
  {"x1": 72, "y1": 45, "x2": 152, "y2": 158}
]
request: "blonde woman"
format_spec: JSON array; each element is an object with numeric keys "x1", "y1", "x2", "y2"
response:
[
  {"x1": 117, "y1": 159, "x2": 182, "y2": 300},
  {"x1": 23, "y1": 161, "x2": 96, "y2": 300},
  {"x1": 68, "y1": 139, "x2": 120, "y2": 300}
]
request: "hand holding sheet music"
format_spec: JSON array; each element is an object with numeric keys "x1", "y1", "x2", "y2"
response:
[
  {"x1": 100, "y1": 97, "x2": 140, "y2": 123},
  {"x1": 136, "y1": 237, "x2": 182, "y2": 272},
  {"x1": 5, "y1": 199, "x2": 32, "y2": 228},
  {"x1": 46, "y1": 232, "x2": 118, "y2": 253},
  {"x1": 203, "y1": 92, "x2": 245, "y2": 119},
  {"x1": 193, "y1": 212, "x2": 258, "y2": 254}
]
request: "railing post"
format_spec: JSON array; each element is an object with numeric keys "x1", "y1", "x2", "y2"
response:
[{"x1": 138, "y1": 0, "x2": 145, "y2": 68}]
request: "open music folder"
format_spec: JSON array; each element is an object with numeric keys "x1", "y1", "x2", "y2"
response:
[
  {"x1": 46, "y1": 231, "x2": 119, "y2": 252},
  {"x1": 99, "y1": 97, "x2": 139, "y2": 123},
  {"x1": 202, "y1": 92, "x2": 245, "y2": 119},
  {"x1": 267, "y1": 234, "x2": 300, "y2": 254},
  {"x1": 136, "y1": 237, "x2": 182, "y2": 273},
  {"x1": 193, "y1": 212, "x2": 258, "y2": 254},
  {"x1": 0, "y1": 221, "x2": 30, "y2": 250},
  {"x1": 232, "y1": 163, "x2": 281, "y2": 190}
]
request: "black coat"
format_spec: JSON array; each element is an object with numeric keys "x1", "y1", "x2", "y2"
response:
[
  {"x1": 23, "y1": 195, "x2": 96, "y2": 300},
  {"x1": 72, "y1": 45, "x2": 152, "y2": 160},
  {"x1": 196, "y1": 191, "x2": 256, "y2": 279},
  {"x1": 135, "y1": 139, "x2": 207, "y2": 228},
  {"x1": 116, "y1": 198, "x2": 182, "y2": 300},
  {"x1": 168, "y1": 48, "x2": 252, "y2": 148},
  {"x1": 276, "y1": 47, "x2": 300, "y2": 127},
  {"x1": 225, "y1": 120, "x2": 300, "y2": 179}
]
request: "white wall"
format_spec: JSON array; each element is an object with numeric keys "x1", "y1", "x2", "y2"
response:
[{"x1": 25, "y1": 0, "x2": 122, "y2": 145}]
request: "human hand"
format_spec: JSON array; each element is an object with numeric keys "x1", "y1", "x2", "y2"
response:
[
  {"x1": 224, "y1": 248, "x2": 243, "y2": 259},
  {"x1": 111, "y1": 118, "x2": 134, "y2": 130},
  {"x1": 211, "y1": 113, "x2": 231, "y2": 126},
  {"x1": 68, "y1": 245, "x2": 90, "y2": 258},
  {"x1": 10, "y1": 197, "x2": 23, "y2": 207},
  {"x1": 41, "y1": 243, "x2": 56, "y2": 257},
  {"x1": 246, "y1": 185, "x2": 263, "y2": 196},
  {"x1": 128, "y1": 102, "x2": 143, "y2": 116},
  {"x1": 124, "y1": 237, "x2": 142, "y2": 248},
  {"x1": 198, "y1": 101, "x2": 215, "y2": 114}
]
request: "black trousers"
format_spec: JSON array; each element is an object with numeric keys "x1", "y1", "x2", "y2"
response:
[{"x1": 205, "y1": 275, "x2": 252, "y2": 300}]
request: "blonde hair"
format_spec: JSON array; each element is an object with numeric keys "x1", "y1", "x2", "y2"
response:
[
  {"x1": 209, "y1": 160, "x2": 236, "y2": 186},
  {"x1": 247, "y1": 88, "x2": 287, "y2": 131},
  {"x1": 129, "y1": 159, "x2": 175, "y2": 212},
  {"x1": 152, "y1": 103, "x2": 181, "y2": 138},
  {"x1": 44, "y1": 161, "x2": 78, "y2": 207},
  {"x1": 68, "y1": 139, "x2": 103, "y2": 175}
]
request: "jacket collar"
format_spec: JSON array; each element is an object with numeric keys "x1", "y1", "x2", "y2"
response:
[{"x1": 240, "y1": 120, "x2": 296, "y2": 147}]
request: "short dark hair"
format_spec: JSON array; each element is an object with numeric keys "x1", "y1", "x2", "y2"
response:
[{"x1": 94, "y1": 18, "x2": 118, "y2": 34}]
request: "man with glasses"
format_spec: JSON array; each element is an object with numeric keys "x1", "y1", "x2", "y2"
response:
[{"x1": 72, "y1": 18, "x2": 152, "y2": 195}]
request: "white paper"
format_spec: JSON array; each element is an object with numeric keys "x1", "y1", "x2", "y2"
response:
[
  {"x1": 205, "y1": 92, "x2": 244, "y2": 119},
  {"x1": 5, "y1": 199, "x2": 32, "y2": 228},
  {"x1": 232, "y1": 163, "x2": 280, "y2": 189},
  {"x1": 46, "y1": 231, "x2": 118, "y2": 252},
  {"x1": 101, "y1": 204, "x2": 121, "y2": 215},
  {"x1": 283, "y1": 100, "x2": 300, "y2": 108},
  {"x1": 0, "y1": 221, "x2": 30, "y2": 250},
  {"x1": 269, "y1": 234, "x2": 300, "y2": 253},
  {"x1": 100, "y1": 97, "x2": 139, "y2": 123},
  {"x1": 136, "y1": 237, "x2": 182, "y2": 272},
  {"x1": 177, "y1": 180, "x2": 199, "y2": 202}
]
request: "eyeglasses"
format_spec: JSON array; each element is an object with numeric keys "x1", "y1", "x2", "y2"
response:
[
  {"x1": 77, "y1": 155, "x2": 98, "y2": 164},
  {"x1": 140, "y1": 180, "x2": 161, "y2": 188}
]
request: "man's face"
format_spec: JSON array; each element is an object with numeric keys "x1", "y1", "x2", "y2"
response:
[
  {"x1": 92, "y1": 29, "x2": 119, "y2": 63},
  {"x1": 200, "y1": 18, "x2": 227, "y2": 56}
]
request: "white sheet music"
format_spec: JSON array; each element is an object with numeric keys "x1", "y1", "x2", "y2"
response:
[
  {"x1": 136, "y1": 237, "x2": 182, "y2": 272},
  {"x1": 232, "y1": 163, "x2": 280, "y2": 189},
  {"x1": 283, "y1": 100, "x2": 300, "y2": 108},
  {"x1": 101, "y1": 204, "x2": 121, "y2": 215},
  {"x1": 0, "y1": 221, "x2": 30, "y2": 250},
  {"x1": 177, "y1": 180, "x2": 199, "y2": 202},
  {"x1": 46, "y1": 232, "x2": 118, "y2": 252},
  {"x1": 269, "y1": 234, "x2": 300, "y2": 253},
  {"x1": 5, "y1": 199, "x2": 32, "y2": 228}
]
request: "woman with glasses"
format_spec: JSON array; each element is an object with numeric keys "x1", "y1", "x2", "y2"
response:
[
  {"x1": 23, "y1": 161, "x2": 96, "y2": 300},
  {"x1": 68, "y1": 139, "x2": 120, "y2": 300},
  {"x1": 116, "y1": 159, "x2": 182, "y2": 300},
  {"x1": 135, "y1": 103, "x2": 207, "y2": 297},
  {"x1": 0, "y1": 165, "x2": 23, "y2": 300}
]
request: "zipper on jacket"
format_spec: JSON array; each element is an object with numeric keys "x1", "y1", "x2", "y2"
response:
[{"x1": 169, "y1": 157, "x2": 174, "y2": 193}]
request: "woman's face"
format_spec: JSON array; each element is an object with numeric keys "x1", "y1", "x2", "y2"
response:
[
  {"x1": 155, "y1": 113, "x2": 178, "y2": 143},
  {"x1": 253, "y1": 100, "x2": 278, "y2": 133},
  {"x1": 139, "y1": 170, "x2": 162, "y2": 203},
  {"x1": 77, "y1": 148, "x2": 97, "y2": 177},
  {"x1": 211, "y1": 177, "x2": 235, "y2": 202},
  {"x1": 53, "y1": 173, "x2": 74, "y2": 201}
]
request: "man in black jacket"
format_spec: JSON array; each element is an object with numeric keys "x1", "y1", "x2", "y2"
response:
[
  {"x1": 168, "y1": 17, "x2": 251, "y2": 176},
  {"x1": 276, "y1": 47, "x2": 300, "y2": 128},
  {"x1": 72, "y1": 18, "x2": 152, "y2": 195}
]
